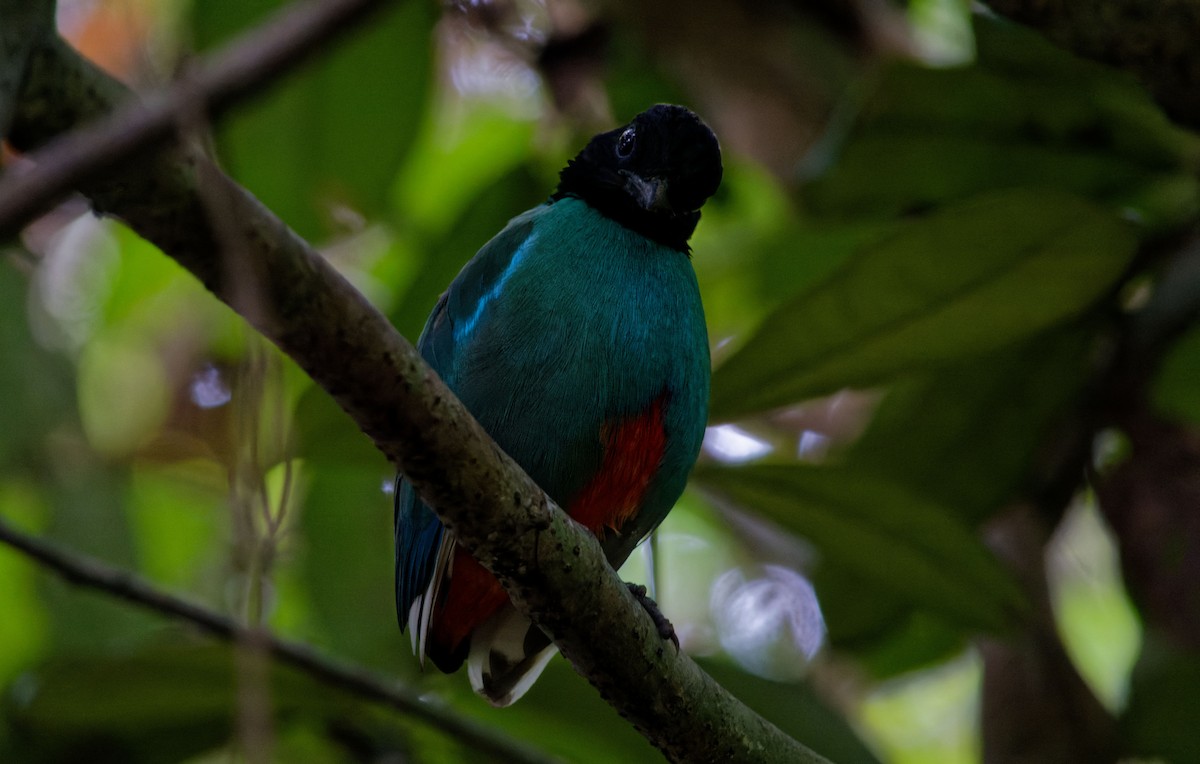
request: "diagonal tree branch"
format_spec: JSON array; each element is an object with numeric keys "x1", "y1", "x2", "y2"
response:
[
  {"x1": 2, "y1": 5, "x2": 829, "y2": 763},
  {"x1": 0, "y1": 0, "x2": 388, "y2": 230},
  {"x1": 0, "y1": 516, "x2": 558, "y2": 764}
]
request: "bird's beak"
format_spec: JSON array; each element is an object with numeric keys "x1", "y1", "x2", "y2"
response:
[{"x1": 623, "y1": 173, "x2": 671, "y2": 213}]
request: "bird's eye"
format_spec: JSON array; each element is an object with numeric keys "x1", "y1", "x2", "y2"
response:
[{"x1": 616, "y1": 128, "x2": 636, "y2": 159}]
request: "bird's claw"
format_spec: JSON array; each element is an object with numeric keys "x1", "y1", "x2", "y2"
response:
[{"x1": 626, "y1": 582, "x2": 679, "y2": 650}]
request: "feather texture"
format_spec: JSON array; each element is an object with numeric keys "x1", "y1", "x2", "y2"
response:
[{"x1": 394, "y1": 105, "x2": 719, "y2": 704}]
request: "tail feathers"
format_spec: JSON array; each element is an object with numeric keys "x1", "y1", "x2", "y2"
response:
[
  {"x1": 407, "y1": 531, "x2": 457, "y2": 668},
  {"x1": 467, "y1": 606, "x2": 558, "y2": 707}
]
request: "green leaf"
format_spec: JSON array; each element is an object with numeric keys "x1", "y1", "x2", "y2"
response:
[
  {"x1": 973, "y1": 18, "x2": 1195, "y2": 174},
  {"x1": 394, "y1": 104, "x2": 538, "y2": 237},
  {"x1": 293, "y1": 383, "x2": 386, "y2": 468},
  {"x1": 0, "y1": 262, "x2": 76, "y2": 469},
  {"x1": 803, "y1": 16, "x2": 1199, "y2": 224},
  {"x1": 0, "y1": 484, "x2": 50, "y2": 690},
  {"x1": 126, "y1": 469, "x2": 224, "y2": 591},
  {"x1": 1152, "y1": 323, "x2": 1200, "y2": 425},
  {"x1": 1120, "y1": 632, "x2": 1200, "y2": 762},
  {"x1": 5, "y1": 643, "x2": 245, "y2": 762},
  {"x1": 191, "y1": 0, "x2": 435, "y2": 241},
  {"x1": 694, "y1": 463, "x2": 1025, "y2": 632},
  {"x1": 847, "y1": 328, "x2": 1093, "y2": 523},
  {"x1": 829, "y1": 605, "x2": 966, "y2": 679},
  {"x1": 709, "y1": 189, "x2": 1136, "y2": 419},
  {"x1": 807, "y1": 130, "x2": 1157, "y2": 217},
  {"x1": 40, "y1": 458, "x2": 157, "y2": 655},
  {"x1": 694, "y1": 162, "x2": 896, "y2": 342},
  {"x1": 1, "y1": 641, "x2": 517, "y2": 764},
  {"x1": 697, "y1": 658, "x2": 883, "y2": 764},
  {"x1": 298, "y1": 464, "x2": 398, "y2": 665},
  {"x1": 804, "y1": 562, "x2": 970, "y2": 678}
]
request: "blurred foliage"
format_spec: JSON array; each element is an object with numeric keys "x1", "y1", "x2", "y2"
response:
[
  {"x1": 191, "y1": 0, "x2": 436, "y2": 242},
  {"x1": 709, "y1": 189, "x2": 1137, "y2": 418},
  {"x1": 1120, "y1": 632, "x2": 1200, "y2": 762},
  {"x1": 3, "y1": 0, "x2": 1200, "y2": 762},
  {"x1": 695, "y1": 463, "x2": 1023, "y2": 633},
  {"x1": 1152, "y1": 323, "x2": 1200, "y2": 425}
]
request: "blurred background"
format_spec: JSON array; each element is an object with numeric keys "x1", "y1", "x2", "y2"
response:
[{"x1": 3, "y1": 0, "x2": 1200, "y2": 761}]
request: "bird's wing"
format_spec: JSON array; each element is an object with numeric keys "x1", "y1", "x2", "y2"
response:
[{"x1": 393, "y1": 213, "x2": 540, "y2": 662}]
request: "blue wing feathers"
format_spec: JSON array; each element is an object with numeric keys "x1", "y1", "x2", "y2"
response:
[
  {"x1": 393, "y1": 477, "x2": 444, "y2": 630},
  {"x1": 393, "y1": 199, "x2": 709, "y2": 628},
  {"x1": 393, "y1": 214, "x2": 541, "y2": 625}
]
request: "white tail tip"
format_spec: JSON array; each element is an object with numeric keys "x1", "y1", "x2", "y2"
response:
[{"x1": 467, "y1": 606, "x2": 558, "y2": 706}]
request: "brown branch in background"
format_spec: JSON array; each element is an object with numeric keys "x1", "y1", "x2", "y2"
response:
[
  {"x1": 4, "y1": 5, "x2": 829, "y2": 762},
  {"x1": 0, "y1": 0, "x2": 389, "y2": 234},
  {"x1": 0, "y1": 516, "x2": 559, "y2": 764},
  {"x1": 980, "y1": 505, "x2": 1120, "y2": 764},
  {"x1": 974, "y1": 226, "x2": 1200, "y2": 761}
]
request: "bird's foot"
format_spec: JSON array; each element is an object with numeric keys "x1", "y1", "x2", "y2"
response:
[{"x1": 626, "y1": 582, "x2": 679, "y2": 650}]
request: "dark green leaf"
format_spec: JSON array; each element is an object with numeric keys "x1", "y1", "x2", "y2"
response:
[
  {"x1": 42, "y1": 458, "x2": 157, "y2": 654},
  {"x1": 710, "y1": 190, "x2": 1135, "y2": 419},
  {"x1": 0, "y1": 262, "x2": 75, "y2": 470},
  {"x1": 1152, "y1": 323, "x2": 1200, "y2": 425},
  {"x1": 698, "y1": 658, "x2": 882, "y2": 764},
  {"x1": 293, "y1": 384, "x2": 386, "y2": 468},
  {"x1": 808, "y1": 563, "x2": 968, "y2": 678},
  {"x1": 847, "y1": 328, "x2": 1093, "y2": 523},
  {"x1": 807, "y1": 130, "x2": 1158, "y2": 218},
  {"x1": 0, "y1": 641, "x2": 478, "y2": 764},
  {"x1": 4, "y1": 642, "x2": 270, "y2": 763},
  {"x1": 803, "y1": 16, "x2": 1199, "y2": 224},
  {"x1": 299, "y1": 464, "x2": 399, "y2": 665},
  {"x1": 694, "y1": 163, "x2": 897, "y2": 341},
  {"x1": 837, "y1": 608, "x2": 966, "y2": 680},
  {"x1": 192, "y1": 0, "x2": 435, "y2": 240},
  {"x1": 694, "y1": 463, "x2": 1025, "y2": 632},
  {"x1": 1120, "y1": 631, "x2": 1200, "y2": 762}
]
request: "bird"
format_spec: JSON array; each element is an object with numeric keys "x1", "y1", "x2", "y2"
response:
[{"x1": 394, "y1": 104, "x2": 722, "y2": 706}]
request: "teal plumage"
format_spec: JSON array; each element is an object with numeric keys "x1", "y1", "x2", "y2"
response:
[{"x1": 395, "y1": 105, "x2": 721, "y2": 706}]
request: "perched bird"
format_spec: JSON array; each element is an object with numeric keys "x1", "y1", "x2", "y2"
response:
[{"x1": 394, "y1": 104, "x2": 722, "y2": 706}]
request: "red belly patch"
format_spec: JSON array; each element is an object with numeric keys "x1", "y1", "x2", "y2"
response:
[
  {"x1": 429, "y1": 547, "x2": 508, "y2": 669},
  {"x1": 428, "y1": 397, "x2": 669, "y2": 663},
  {"x1": 569, "y1": 396, "x2": 668, "y2": 537}
]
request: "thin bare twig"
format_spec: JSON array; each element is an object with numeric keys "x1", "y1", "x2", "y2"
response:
[
  {"x1": 0, "y1": 515, "x2": 560, "y2": 764},
  {"x1": 0, "y1": 0, "x2": 389, "y2": 235}
]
